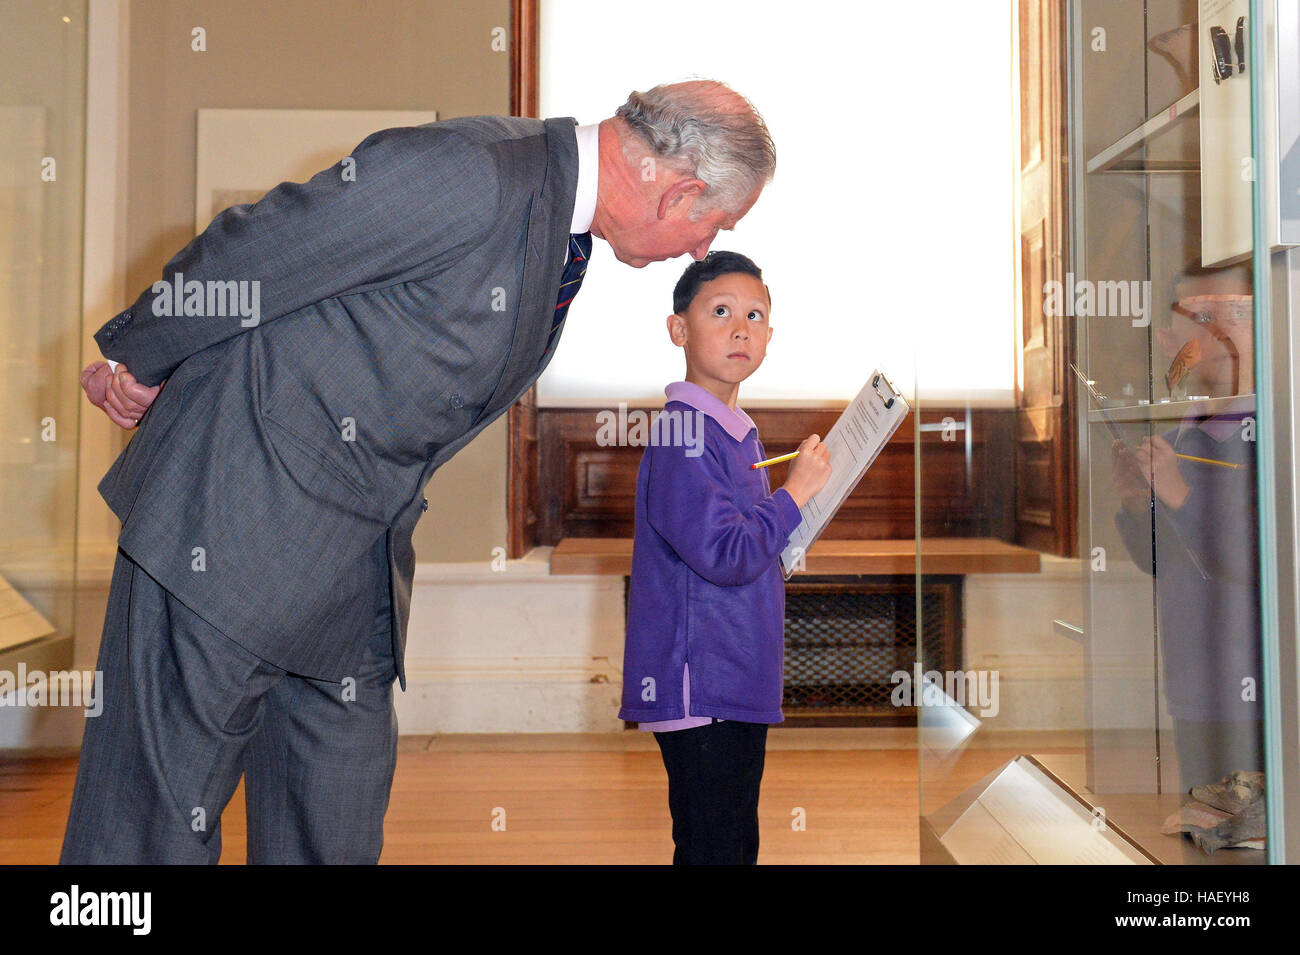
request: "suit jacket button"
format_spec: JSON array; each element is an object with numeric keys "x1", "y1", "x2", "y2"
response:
[
  {"x1": 421, "y1": 497, "x2": 429, "y2": 512},
  {"x1": 449, "y1": 392, "x2": 463, "y2": 409}
]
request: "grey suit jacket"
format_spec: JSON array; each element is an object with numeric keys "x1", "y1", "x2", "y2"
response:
[{"x1": 95, "y1": 115, "x2": 581, "y2": 687}]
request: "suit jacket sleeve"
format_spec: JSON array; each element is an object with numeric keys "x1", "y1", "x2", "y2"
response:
[
  {"x1": 645, "y1": 440, "x2": 804, "y2": 588},
  {"x1": 95, "y1": 124, "x2": 502, "y2": 386}
]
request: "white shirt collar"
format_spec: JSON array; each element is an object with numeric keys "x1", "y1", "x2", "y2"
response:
[{"x1": 570, "y1": 123, "x2": 599, "y2": 234}]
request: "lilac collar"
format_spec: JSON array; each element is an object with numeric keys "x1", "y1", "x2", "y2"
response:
[{"x1": 664, "y1": 380, "x2": 756, "y2": 444}]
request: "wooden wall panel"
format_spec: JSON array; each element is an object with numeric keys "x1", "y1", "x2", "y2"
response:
[{"x1": 534, "y1": 407, "x2": 1017, "y2": 545}]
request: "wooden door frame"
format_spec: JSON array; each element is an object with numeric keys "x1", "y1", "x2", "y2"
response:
[
  {"x1": 1014, "y1": 0, "x2": 1076, "y2": 556},
  {"x1": 508, "y1": 0, "x2": 541, "y2": 558}
]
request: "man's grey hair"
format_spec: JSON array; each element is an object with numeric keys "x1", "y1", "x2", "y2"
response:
[{"x1": 615, "y1": 80, "x2": 775, "y2": 218}]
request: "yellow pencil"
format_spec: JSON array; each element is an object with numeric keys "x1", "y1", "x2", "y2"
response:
[
  {"x1": 1175, "y1": 452, "x2": 1241, "y2": 469},
  {"x1": 752, "y1": 450, "x2": 799, "y2": 470}
]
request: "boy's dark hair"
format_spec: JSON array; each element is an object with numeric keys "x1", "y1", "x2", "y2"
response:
[{"x1": 672, "y1": 250, "x2": 771, "y2": 315}]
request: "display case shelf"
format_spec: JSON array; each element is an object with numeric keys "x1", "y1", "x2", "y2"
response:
[
  {"x1": 1052, "y1": 619, "x2": 1084, "y2": 642},
  {"x1": 1086, "y1": 393, "x2": 1256, "y2": 424},
  {"x1": 1086, "y1": 88, "x2": 1199, "y2": 174}
]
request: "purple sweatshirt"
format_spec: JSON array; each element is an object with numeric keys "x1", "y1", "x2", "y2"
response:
[{"x1": 618, "y1": 381, "x2": 803, "y2": 726}]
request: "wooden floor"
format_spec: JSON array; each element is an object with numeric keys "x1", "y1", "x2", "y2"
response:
[{"x1": 0, "y1": 729, "x2": 1078, "y2": 864}]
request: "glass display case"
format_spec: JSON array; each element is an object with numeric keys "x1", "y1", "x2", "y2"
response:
[
  {"x1": 0, "y1": 2, "x2": 86, "y2": 668},
  {"x1": 917, "y1": 0, "x2": 1297, "y2": 864}
]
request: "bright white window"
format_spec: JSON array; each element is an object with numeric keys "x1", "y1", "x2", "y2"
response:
[{"x1": 538, "y1": 0, "x2": 1016, "y2": 408}]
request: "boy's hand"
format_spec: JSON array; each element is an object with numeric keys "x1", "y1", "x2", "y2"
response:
[
  {"x1": 1110, "y1": 436, "x2": 1190, "y2": 512},
  {"x1": 1137, "y1": 434, "x2": 1191, "y2": 510},
  {"x1": 781, "y1": 434, "x2": 832, "y2": 508}
]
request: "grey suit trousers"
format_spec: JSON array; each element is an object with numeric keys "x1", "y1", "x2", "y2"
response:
[{"x1": 60, "y1": 547, "x2": 398, "y2": 864}]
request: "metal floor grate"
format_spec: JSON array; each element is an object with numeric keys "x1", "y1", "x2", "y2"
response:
[{"x1": 783, "y1": 581, "x2": 957, "y2": 721}]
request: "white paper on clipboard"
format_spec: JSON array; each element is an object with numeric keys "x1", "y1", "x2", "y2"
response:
[{"x1": 779, "y1": 370, "x2": 909, "y2": 579}]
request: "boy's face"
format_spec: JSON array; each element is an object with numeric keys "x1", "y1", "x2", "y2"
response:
[{"x1": 667, "y1": 272, "x2": 773, "y2": 389}]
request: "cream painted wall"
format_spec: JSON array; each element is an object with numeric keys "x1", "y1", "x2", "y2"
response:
[{"x1": 106, "y1": 0, "x2": 512, "y2": 565}]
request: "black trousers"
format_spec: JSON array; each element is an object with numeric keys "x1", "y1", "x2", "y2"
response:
[{"x1": 653, "y1": 719, "x2": 768, "y2": 865}]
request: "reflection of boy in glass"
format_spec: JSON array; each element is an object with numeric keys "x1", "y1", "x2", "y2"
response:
[{"x1": 1110, "y1": 261, "x2": 1263, "y2": 794}]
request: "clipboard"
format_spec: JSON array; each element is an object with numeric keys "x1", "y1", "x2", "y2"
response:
[{"x1": 779, "y1": 369, "x2": 910, "y2": 579}]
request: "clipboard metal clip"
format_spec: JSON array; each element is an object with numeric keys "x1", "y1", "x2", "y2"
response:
[{"x1": 872, "y1": 373, "x2": 897, "y2": 409}]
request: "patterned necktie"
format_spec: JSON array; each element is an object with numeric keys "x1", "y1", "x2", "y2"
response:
[{"x1": 548, "y1": 232, "x2": 592, "y2": 351}]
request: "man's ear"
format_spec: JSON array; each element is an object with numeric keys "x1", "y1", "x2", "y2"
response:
[
  {"x1": 766, "y1": 326, "x2": 774, "y2": 344},
  {"x1": 657, "y1": 178, "x2": 707, "y2": 220}
]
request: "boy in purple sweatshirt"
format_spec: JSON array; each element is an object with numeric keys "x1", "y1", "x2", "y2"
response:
[{"x1": 619, "y1": 251, "x2": 831, "y2": 864}]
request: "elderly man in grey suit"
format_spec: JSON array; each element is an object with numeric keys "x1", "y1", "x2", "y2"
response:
[{"x1": 63, "y1": 80, "x2": 775, "y2": 864}]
